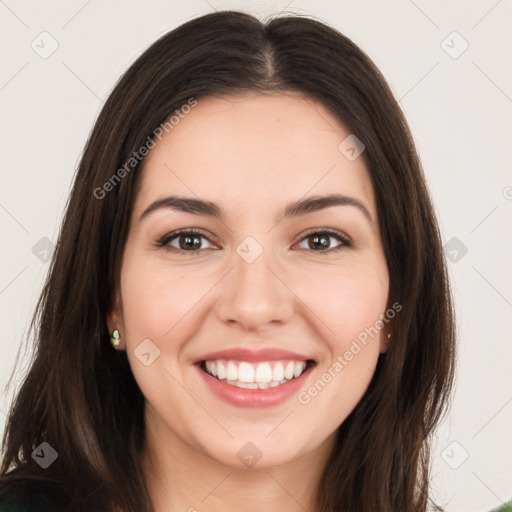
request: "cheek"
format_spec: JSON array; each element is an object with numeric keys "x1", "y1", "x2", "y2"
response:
[
  {"x1": 295, "y1": 265, "x2": 388, "y2": 415},
  {"x1": 117, "y1": 253, "x2": 207, "y2": 414},
  {"x1": 297, "y1": 262, "x2": 388, "y2": 344},
  {"x1": 120, "y1": 253, "x2": 210, "y2": 341}
]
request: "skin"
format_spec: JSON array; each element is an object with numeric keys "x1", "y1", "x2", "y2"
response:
[{"x1": 107, "y1": 92, "x2": 390, "y2": 512}]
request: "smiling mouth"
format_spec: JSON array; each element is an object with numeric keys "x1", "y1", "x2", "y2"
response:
[{"x1": 198, "y1": 359, "x2": 316, "y2": 389}]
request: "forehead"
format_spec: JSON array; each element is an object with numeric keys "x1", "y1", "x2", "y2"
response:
[{"x1": 134, "y1": 92, "x2": 376, "y2": 221}]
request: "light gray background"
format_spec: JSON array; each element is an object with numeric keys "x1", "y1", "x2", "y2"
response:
[{"x1": 1, "y1": 1, "x2": 511, "y2": 511}]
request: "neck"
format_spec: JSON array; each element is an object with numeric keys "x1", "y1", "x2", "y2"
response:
[{"x1": 141, "y1": 410, "x2": 335, "y2": 512}]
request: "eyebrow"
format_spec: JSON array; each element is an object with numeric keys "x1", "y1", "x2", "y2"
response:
[{"x1": 139, "y1": 193, "x2": 373, "y2": 225}]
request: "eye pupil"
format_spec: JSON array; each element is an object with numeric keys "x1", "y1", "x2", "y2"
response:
[
  {"x1": 310, "y1": 234, "x2": 330, "y2": 250},
  {"x1": 180, "y1": 235, "x2": 201, "y2": 250}
]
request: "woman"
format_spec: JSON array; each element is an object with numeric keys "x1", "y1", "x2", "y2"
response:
[{"x1": 0, "y1": 10, "x2": 456, "y2": 512}]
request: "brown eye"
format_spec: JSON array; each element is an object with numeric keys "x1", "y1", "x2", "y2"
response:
[
  {"x1": 176, "y1": 233, "x2": 203, "y2": 251},
  {"x1": 157, "y1": 229, "x2": 215, "y2": 253},
  {"x1": 296, "y1": 230, "x2": 351, "y2": 252}
]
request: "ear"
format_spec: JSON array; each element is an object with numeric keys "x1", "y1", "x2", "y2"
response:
[{"x1": 107, "y1": 289, "x2": 126, "y2": 350}]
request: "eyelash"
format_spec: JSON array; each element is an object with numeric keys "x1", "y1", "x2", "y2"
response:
[{"x1": 156, "y1": 228, "x2": 352, "y2": 255}]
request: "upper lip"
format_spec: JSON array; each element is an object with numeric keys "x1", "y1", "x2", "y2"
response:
[{"x1": 193, "y1": 347, "x2": 314, "y2": 364}]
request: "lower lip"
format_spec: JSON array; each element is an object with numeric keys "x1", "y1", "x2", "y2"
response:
[{"x1": 196, "y1": 363, "x2": 314, "y2": 408}]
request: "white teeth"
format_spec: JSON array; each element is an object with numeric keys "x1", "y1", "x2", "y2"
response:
[
  {"x1": 226, "y1": 361, "x2": 238, "y2": 381},
  {"x1": 294, "y1": 361, "x2": 307, "y2": 378},
  {"x1": 233, "y1": 381, "x2": 258, "y2": 389},
  {"x1": 255, "y1": 362, "x2": 272, "y2": 383},
  {"x1": 203, "y1": 358, "x2": 311, "y2": 387},
  {"x1": 238, "y1": 362, "x2": 255, "y2": 383},
  {"x1": 284, "y1": 361, "x2": 295, "y2": 380},
  {"x1": 272, "y1": 362, "x2": 285, "y2": 382},
  {"x1": 216, "y1": 361, "x2": 226, "y2": 380}
]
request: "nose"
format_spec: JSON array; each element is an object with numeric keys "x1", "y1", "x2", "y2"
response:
[{"x1": 216, "y1": 243, "x2": 294, "y2": 333}]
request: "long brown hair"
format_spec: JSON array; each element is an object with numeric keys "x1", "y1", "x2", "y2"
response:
[{"x1": 0, "y1": 10, "x2": 456, "y2": 512}]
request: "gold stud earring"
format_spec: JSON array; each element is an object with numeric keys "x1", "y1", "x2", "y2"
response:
[
  {"x1": 387, "y1": 333, "x2": 391, "y2": 339},
  {"x1": 110, "y1": 329, "x2": 121, "y2": 347}
]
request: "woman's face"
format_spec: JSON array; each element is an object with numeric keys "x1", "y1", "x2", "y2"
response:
[{"x1": 108, "y1": 92, "x2": 389, "y2": 469}]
